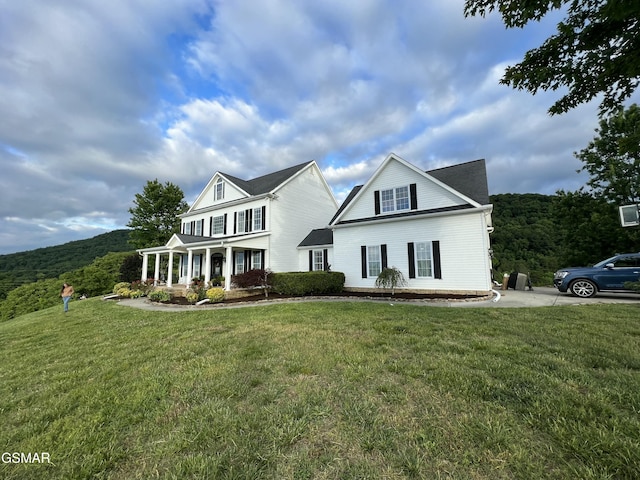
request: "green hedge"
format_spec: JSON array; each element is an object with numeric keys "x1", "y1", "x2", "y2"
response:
[{"x1": 270, "y1": 271, "x2": 345, "y2": 296}]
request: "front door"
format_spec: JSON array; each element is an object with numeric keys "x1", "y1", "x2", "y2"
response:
[{"x1": 211, "y1": 254, "x2": 223, "y2": 277}]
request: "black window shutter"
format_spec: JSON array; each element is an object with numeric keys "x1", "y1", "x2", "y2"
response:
[
  {"x1": 233, "y1": 212, "x2": 237, "y2": 234},
  {"x1": 244, "y1": 250, "x2": 250, "y2": 272},
  {"x1": 374, "y1": 190, "x2": 381, "y2": 215},
  {"x1": 433, "y1": 241, "x2": 442, "y2": 279},
  {"x1": 410, "y1": 183, "x2": 417, "y2": 210},
  {"x1": 247, "y1": 209, "x2": 252, "y2": 232},
  {"x1": 361, "y1": 246, "x2": 367, "y2": 278},
  {"x1": 261, "y1": 206, "x2": 266, "y2": 230},
  {"x1": 191, "y1": 221, "x2": 195, "y2": 235},
  {"x1": 309, "y1": 250, "x2": 313, "y2": 271},
  {"x1": 381, "y1": 244, "x2": 388, "y2": 270},
  {"x1": 407, "y1": 242, "x2": 415, "y2": 278},
  {"x1": 232, "y1": 251, "x2": 236, "y2": 275},
  {"x1": 260, "y1": 250, "x2": 265, "y2": 270},
  {"x1": 323, "y1": 248, "x2": 328, "y2": 271},
  {"x1": 209, "y1": 217, "x2": 213, "y2": 236},
  {"x1": 223, "y1": 214, "x2": 227, "y2": 234}
]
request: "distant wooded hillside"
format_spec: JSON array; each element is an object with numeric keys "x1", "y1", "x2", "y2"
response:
[
  {"x1": 0, "y1": 229, "x2": 132, "y2": 299},
  {"x1": 489, "y1": 193, "x2": 562, "y2": 285}
]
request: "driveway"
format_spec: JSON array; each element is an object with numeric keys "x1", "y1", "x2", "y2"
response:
[{"x1": 474, "y1": 286, "x2": 640, "y2": 308}]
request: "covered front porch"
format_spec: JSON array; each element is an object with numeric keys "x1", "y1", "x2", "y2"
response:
[{"x1": 138, "y1": 232, "x2": 270, "y2": 291}]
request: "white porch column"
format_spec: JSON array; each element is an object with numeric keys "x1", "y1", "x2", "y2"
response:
[
  {"x1": 154, "y1": 254, "x2": 161, "y2": 285},
  {"x1": 224, "y1": 245, "x2": 233, "y2": 291},
  {"x1": 141, "y1": 254, "x2": 148, "y2": 282},
  {"x1": 186, "y1": 250, "x2": 193, "y2": 285},
  {"x1": 204, "y1": 248, "x2": 212, "y2": 285},
  {"x1": 167, "y1": 251, "x2": 174, "y2": 287}
]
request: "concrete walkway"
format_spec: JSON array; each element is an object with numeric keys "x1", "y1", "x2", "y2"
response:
[{"x1": 115, "y1": 287, "x2": 640, "y2": 311}]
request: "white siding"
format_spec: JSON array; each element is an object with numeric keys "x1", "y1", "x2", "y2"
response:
[
  {"x1": 190, "y1": 174, "x2": 248, "y2": 211},
  {"x1": 333, "y1": 210, "x2": 492, "y2": 292},
  {"x1": 297, "y1": 247, "x2": 334, "y2": 272},
  {"x1": 340, "y1": 158, "x2": 466, "y2": 223},
  {"x1": 270, "y1": 166, "x2": 337, "y2": 272}
]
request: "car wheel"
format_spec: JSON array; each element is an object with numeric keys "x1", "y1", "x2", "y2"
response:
[{"x1": 569, "y1": 279, "x2": 597, "y2": 298}]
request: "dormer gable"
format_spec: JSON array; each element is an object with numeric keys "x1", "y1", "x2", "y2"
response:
[
  {"x1": 331, "y1": 153, "x2": 488, "y2": 225},
  {"x1": 188, "y1": 161, "x2": 318, "y2": 213}
]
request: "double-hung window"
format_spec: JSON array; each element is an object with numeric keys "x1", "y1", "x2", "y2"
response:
[
  {"x1": 184, "y1": 222, "x2": 191, "y2": 235},
  {"x1": 253, "y1": 207, "x2": 262, "y2": 231},
  {"x1": 214, "y1": 179, "x2": 225, "y2": 201},
  {"x1": 415, "y1": 242, "x2": 433, "y2": 277},
  {"x1": 251, "y1": 251, "x2": 262, "y2": 270},
  {"x1": 194, "y1": 220, "x2": 202, "y2": 236},
  {"x1": 212, "y1": 215, "x2": 225, "y2": 235},
  {"x1": 379, "y1": 186, "x2": 410, "y2": 213},
  {"x1": 313, "y1": 250, "x2": 324, "y2": 271},
  {"x1": 367, "y1": 246, "x2": 382, "y2": 277},
  {"x1": 236, "y1": 211, "x2": 246, "y2": 234}
]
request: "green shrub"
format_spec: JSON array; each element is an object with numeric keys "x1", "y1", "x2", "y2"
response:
[
  {"x1": 185, "y1": 292, "x2": 199, "y2": 304},
  {"x1": 206, "y1": 287, "x2": 225, "y2": 303},
  {"x1": 130, "y1": 290, "x2": 143, "y2": 299},
  {"x1": 148, "y1": 290, "x2": 171, "y2": 302},
  {"x1": 113, "y1": 282, "x2": 130, "y2": 294},
  {"x1": 271, "y1": 271, "x2": 345, "y2": 296},
  {"x1": 375, "y1": 267, "x2": 407, "y2": 295}
]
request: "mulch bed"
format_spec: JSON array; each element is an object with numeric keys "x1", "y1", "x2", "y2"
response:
[{"x1": 158, "y1": 291, "x2": 486, "y2": 306}]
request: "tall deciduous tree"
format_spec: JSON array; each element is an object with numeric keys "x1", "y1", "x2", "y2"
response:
[
  {"x1": 464, "y1": 1, "x2": 640, "y2": 115},
  {"x1": 127, "y1": 180, "x2": 189, "y2": 249},
  {"x1": 553, "y1": 104, "x2": 640, "y2": 265},
  {"x1": 577, "y1": 104, "x2": 640, "y2": 204}
]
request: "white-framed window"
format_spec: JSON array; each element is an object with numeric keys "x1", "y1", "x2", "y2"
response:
[
  {"x1": 415, "y1": 241, "x2": 433, "y2": 277},
  {"x1": 381, "y1": 186, "x2": 410, "y2": 213},
  {"x1": 235, "y1": 252, "x2": 245, "y2": 274},
  {"x1": 313, "y1": 250, "x2": 324, "y2": 271},
  {"x1": 193, "y1": 255, "x2": 201, "y2": 278},
  {"x1": 236, "y1": 210, "x2": 246, "y2": 233},
  {"x1": 251, "y1": 251, "x2": 262, "y2": 270},
  {"x1": 184, "y1": 222, "x2": 191, "y2": 235},
  {"x1": 214, "y1": 179, "x2": 225, "y2": 201},
  {"x1": 194, "y1": 220, "x2": 202, "y2": 236},
  {"x1": 253, "y1": 207, "x2": 262, "y2": 231},
  {"x1": 368, "y1": 245, "x2": 382, "y2": 277},
  {"x1": 213, "y1": 215, "x2": 225, "y2": 235}
]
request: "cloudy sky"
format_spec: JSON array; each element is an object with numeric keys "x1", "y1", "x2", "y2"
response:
[{"x1": 0, "y1": 0, "x2": 635, "y2": 254}]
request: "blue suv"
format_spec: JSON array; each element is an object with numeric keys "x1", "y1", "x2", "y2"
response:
[{"x1": 554, "y1": 253, "x2": 640, "y2": 298}]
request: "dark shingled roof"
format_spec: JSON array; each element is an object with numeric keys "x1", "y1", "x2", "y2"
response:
[
  {"x1": 329, "y1": 184, "x2": 362, "y2": 224},
  {"x1": 330, "y1": 158, "x2": 489, "y2": 226},
  {"x1": 220, "y1": 161, "x2": 313, "y2": 195},
  {"x1": 427, "y1": 159, "x2": 489, "y2": 205},
  {"x1": 298, "y1": 228, "x2": 334, "y2": 247}
]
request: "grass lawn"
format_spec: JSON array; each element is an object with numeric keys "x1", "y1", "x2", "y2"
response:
[{"x1": 1, "y1": 298, "x2": 639, "y2": 479}]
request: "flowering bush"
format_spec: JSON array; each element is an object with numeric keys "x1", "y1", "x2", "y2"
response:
[
  {"x1": 186, "y1": 292, "x2": 199, "y2": 304},
  {"x1": 113, "y1": 282, "x2": 130, "y2": 295},
  {"x1": 130, "y1": 290, "x2": 143, "y2": 299},
  {"x1": 206, "y1": 287, "x2": 225, "y2": 303},
  {"x1": 130, "y1": 279, "x2": 154, "y2": 296}
]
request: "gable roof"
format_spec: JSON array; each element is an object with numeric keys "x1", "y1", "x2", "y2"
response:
[
  {"x1": 427, "y1": 159, "x2": 489, "y2": 205},
  {"x1": 220, "y1": 161, "x2": 314, "y2": 196},
  {"x1": 330, "y1": 155, "x2": 490, "y2": 226}
]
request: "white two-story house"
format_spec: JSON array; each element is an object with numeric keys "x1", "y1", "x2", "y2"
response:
[
  {"x1": 138, "y1": 161, "x2": 338, "y2": 290},
  {"x1": 140, "y1": 153, "x2": 493, "y2": 296}
]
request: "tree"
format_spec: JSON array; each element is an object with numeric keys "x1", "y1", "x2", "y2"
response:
[
  {"x1": 464, "y1": 1, "x2": 640, "y2": 115},
  {"x1": 553, "y1": 104, "x2": 640, "y2": 265},
  {"x1": 127, "y1": 180, "x2": 189, "y2": 249},
  {"x1": 576, "y1": 104, "x2": 640, "y2": 204}
]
